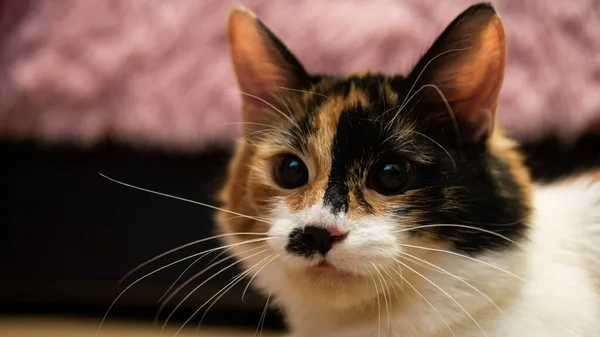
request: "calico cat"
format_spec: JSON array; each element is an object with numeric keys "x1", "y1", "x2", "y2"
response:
[{"x1": 217, "y1": 3, "x2": 600, "y2": 337}]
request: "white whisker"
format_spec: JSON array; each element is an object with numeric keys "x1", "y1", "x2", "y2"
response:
[
  {"x1": 368, "y1": 268, "x2": 382, "y2": 337},
  {"x1": 241, "y1": 251, "x2": 280, "y2": 303},
  {"x1": 395, "y1": 223, "x2": 523, "y2": 249},
  {"x1": 397, "y1": 251, "x2": 503, "y2": 314},
  {"x1": 195, "y1": 254, "x2": 279, "y2": 333},
  {"x1": 376, "y1": 75, "x2": 387, "y2": 118},
  {"x1": 96, "y1": 237, "x2": 275, "y2": 336},
  {"x1": 420, "y1": 83, "x2": 463, "y2": 148},
  {"x1": 162, "y1": 249, "x2": 271, "y2": 333},
  {"x1": 232, "y1": 90, "x2": 300, "y2": 129},
  {"x1": 223, "y1": 121, "x2": 280, "y2": 130},
  {"x1": 119, "y1": 232, "x2": 270, "y2": 284},
  {"x1": 255, "y1": 292, "x2": 272, "y2": 337},
  {"x1": 380, "y1": 265, "x2": 403, "y2": 298},
  {"x1": 175, "y1": 254, "x2": 281, "y2": 336},
  {"x1": 397, "y1": 243, "x2": 525, "y2": 281},
  {"x1": 406, "y1": 130, "x2": 456, "y2": 170},
  {"x1": 157, "y1": 252, "x2": 215, "y2": 304},
  {"x1": 402, "y1": 48, "x2": 468, "y2": 109},
  {"x1": 190, "y1": 259, "x2": 270, "y2": 336},
  {"x1": 155, "y1": 245, "x2": 267, "y2": 322},
  {"x1": 275, "y1": 85, "x2": 334, "y2": 102},
  {"x1": 99, "y1": 174, "x2": 273, "y2": 231},
  {"x1": 158, "y1": 242, "x2": 269, "y2": 305},
  {"x1": 371, "y1": 262, "x2": 391, "y2": 336},
  {"x1": 394, "y1": 258, "x2": 488, "y2": 337},
  {"x1": 389, "y1": 267, "x2": 456, "y2": 337}
]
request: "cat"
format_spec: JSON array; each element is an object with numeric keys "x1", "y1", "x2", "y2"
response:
[{"x1": 217, "y1": 3, "x2": 600, "y2": 337}]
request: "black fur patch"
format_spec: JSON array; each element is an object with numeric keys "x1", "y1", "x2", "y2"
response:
[
  {"x1": 319, "y1": 75, "x2": 530, "y2": 255},
  {"x1": 323, "y1": 76, "x2": 393, "y2": 214}
]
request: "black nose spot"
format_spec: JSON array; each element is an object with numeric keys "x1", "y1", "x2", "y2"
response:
[{"x1": 286, "y1": 226, "x2": 334, "y2": 257}]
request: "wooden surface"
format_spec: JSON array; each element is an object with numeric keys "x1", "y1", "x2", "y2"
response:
[{"x1": 0, "y1": 317, "x2": 280, "y2": 337}]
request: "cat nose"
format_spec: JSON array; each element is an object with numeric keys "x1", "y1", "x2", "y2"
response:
[{"x1": 286, "y1": 225, "x2": 347, "y2": 257}]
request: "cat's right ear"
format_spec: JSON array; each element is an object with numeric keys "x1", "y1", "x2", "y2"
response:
[{"x1": 228, "y1": 7, "x2": 310, "y2": 129}]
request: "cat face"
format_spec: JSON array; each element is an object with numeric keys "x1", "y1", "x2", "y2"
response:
[{"x1": 218, "y1": 3, "x2": 532, "y2": 309}]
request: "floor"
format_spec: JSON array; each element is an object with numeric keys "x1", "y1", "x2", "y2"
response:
[{"x1": 0, "y1": 317, "x2": 280, "y2": 337}]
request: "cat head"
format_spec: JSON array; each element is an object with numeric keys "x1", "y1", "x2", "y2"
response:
[{"x1": 217, "y1": 3, "x2": 531, "y2": 310}]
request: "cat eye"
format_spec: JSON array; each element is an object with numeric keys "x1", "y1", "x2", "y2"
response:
[
  {"x1": 367, "y1": 159, "x2": 415, "y2": 196},
  {"x1": 271, "y1": 154, "x2": 309, "y2": 189}
]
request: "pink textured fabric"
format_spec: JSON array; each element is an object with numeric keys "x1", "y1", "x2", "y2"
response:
[{"x1": 0, "y1": 0, "x2": 598, "y2": 150}]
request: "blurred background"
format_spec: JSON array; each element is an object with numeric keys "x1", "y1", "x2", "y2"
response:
[{"x1": 1, "y1": 0, "x2": 599, "y2": 336}]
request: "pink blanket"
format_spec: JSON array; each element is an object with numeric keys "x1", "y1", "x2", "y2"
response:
[{"x1": 1, "y1": 0, "x2": 598, "y2": 150}]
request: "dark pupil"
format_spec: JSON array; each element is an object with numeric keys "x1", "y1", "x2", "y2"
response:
[
  {"x1": 377, "y1": 163, "x2": 407, "y2": 193},
  {"x1": 275, "y1": 156, "x2": 308, "y2": 189}
]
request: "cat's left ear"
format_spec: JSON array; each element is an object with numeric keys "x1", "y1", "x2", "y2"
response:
[
  {"x1": 228, "y1": 6, "x2": 310, "y2": 130},
  {"x1": 407, "y1": 3, "x2": 506, "y2": 143}
]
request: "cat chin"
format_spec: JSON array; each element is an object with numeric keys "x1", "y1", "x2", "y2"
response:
[
  {"x1": 272, "y1": 263, "x2": 379, "y2": 310},
  {"x1": 224, "y1": 244, "x2": 385, "y2": 311}
]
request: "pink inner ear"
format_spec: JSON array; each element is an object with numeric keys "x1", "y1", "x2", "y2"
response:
[
  {"x1": 434, "y1": 15, "x2": 506, "y2": 140},
  {"x1": 235, "y1": 60, "x2": 290, "y2": 100}
]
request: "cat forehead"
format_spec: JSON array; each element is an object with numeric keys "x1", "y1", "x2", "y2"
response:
[
  {"x1": 307, "y1": 74, "x2": 401, "y2": 113},
  {"x1": 277, "y1": 74, "x2": 432, "y2": 163}
]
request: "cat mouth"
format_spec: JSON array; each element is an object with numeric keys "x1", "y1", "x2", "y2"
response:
[
  {"x1": 317, "y1": 261, "x2": 333, "y2": 268},
  {"x1": 308, "y1": 259, "x2": 356, "y2": 278}
]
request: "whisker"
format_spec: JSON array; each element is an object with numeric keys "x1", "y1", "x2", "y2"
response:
[
  {"x1": 222, "y1": 121, "x2": 280, "y2": 130},
  {"x1": 119, "y1": 232, "x2": 271, "y2": 284},
  {"x1": 194, "y1": 254, "x2": 277, "y2": 333},
  {"x1": 420, "y1": 83, "x2": 462, "y2": 149},
  {"x1": 240, "y1": 249, "x2": 284, "y2": 303},
  {"x1": 96, "y1": 237, "x2": 275, "y2": 336},
  {"x1": 397, "y1": 243, "x2": 525, "y2": 282},
  {"x1": 99, "y1": 174, "x2": 273, "y2": 231},
  {"x1": 158, "y1": 243, "x2": 267, "y2": 305},
  {"x1": 376, "y1": 75, "x2": 387, "y2": 118},
  {"x1": 162, "y1": 249, "x2": 271, "y2": 332},
  {"x1": 120, "y1": 233, "x2": 273, "y2": 284},
  {"x1": 397, "y1": 251, "x2": 503, "y2": 314},
  {"x1": 446, "y1": 217, "x2": 528, "y2": 228},
  {"x1": 394, "y1": 258, "x2": 488, "y2": 337},
  {"x1": 397, "y1": 253, "x2": 449, "y2": 276},
  {"x1": 187, "y1": 258, "x2": 270, "y2": 337},
  {"x1": 157, "y1": 251, "x2": 216, "y2": 304},
  {"x1": 377, "y1": 104, "x2": 403, "y2": 122},
  {"x1": 240, "y1": 128, "x2": 282, "y2": 144},
  {"x1": 390, "y1": 82, "x2": 462, "y2": 153},
  {"x1": 194, "y1": 255, "x2": 278, "y2": 334},
  {"x1": 368, "y1": 268, "x2": 382, "y2": 337},
  {"x1": 176, "y1": 254, "x2": 280, "y2": 337},
  {"x1": 395, "y1": 224, "x2": 523, "y2": 249},
  {"x1": 371, "y1": 262, "x2": 391, "y2": 336},
  {"x1": 232, "y1": 90, "x2": 299, "y2": 129},
  {"x1": 255, "y1": 292, "x2": 272, "y2": 337},
  {"x1": 275, "y1": 85, "x2": 334, "y2": 102},
  {"x1": 402, "y1": 48, "x2": 468, "y2": 110},
  {"x1": 406, "y1": 130, "x2": 456, "y2": 170},
  {"x1": 225, "y1": 214, "x2": 272, "y2": 223},
  {"x1": 275, "y1": 87, "x2": 294, "y2": 118},
  {"x1": 99, "y1": 172, "x2": 275, "y2": 282},
  {"x1": 380, "y1": 265, "x2": 403, "y2": 299},
  {"x1": 382, "y1": 132, "x2": 427, "y2": 160},
  {"x1": 155, "y1": 245, "x2": 267, "y2": 322},
  {"x1": 389, "y1": 268, "x2": 455, "y2": 337}
]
